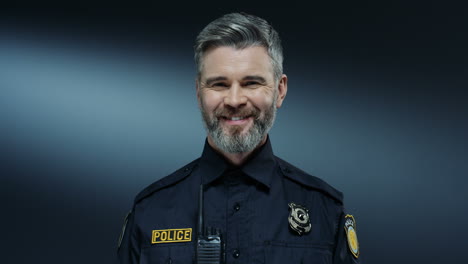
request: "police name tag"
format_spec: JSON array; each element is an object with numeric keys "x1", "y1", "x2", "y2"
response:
[{"x1": 151, "y1": 228, "x2": 192, "y2": 244}]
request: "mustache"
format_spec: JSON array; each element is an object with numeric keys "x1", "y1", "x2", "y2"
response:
[{"x1": 214, "y1": 107, "x2": 260, "y2": 118}]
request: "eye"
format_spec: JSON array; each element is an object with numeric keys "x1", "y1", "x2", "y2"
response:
[
  {"x1": 212, "y1": 82, "x2": 228, "y2": 88},
  {"x1": 244, "y1": 81, "x2": 261, "y2": 87},
  {"x1": 246, "y1": 81, "x2": 258, "y2": 85}
]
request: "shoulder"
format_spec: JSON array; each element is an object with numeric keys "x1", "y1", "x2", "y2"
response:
[
  {"x1": 134, "y1": 158, "x2": 200, "y2": 204},
  {"x1": 275, "y1": 156, "x2": 344, "y2": 204}
]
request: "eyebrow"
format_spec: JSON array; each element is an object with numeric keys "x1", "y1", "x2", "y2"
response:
[
  {"x1": 205, "y1": 76, "x2": 228, "y2": 86},
  {"x1": 242, "y1": 75, "x2": 267, "y2": 83}
]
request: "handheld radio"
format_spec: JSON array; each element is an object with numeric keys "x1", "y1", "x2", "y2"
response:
[{"x1": 196, "y1": 185, "x2": 225, "y2": 264}]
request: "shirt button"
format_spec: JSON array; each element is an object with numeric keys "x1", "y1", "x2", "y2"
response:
[
  {"x1": 234, "y1": 203, "x2": 240, "y2": 211},
  {"x1": 232, "y1": 249, "x2": 240, "y2": 258}
]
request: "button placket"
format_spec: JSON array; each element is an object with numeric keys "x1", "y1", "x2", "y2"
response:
[{"x1": 225, "y1": 171, "x2": 249, "y2": 262}]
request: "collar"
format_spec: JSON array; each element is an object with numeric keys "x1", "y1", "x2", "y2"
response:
[{"x1": 198, "y1": 135, "x2": 277, "y2": 189}]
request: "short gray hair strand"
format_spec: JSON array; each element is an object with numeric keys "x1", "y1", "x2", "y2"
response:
[{"x1": 194, "y1": 13, "x2": 284, "y2": 82}]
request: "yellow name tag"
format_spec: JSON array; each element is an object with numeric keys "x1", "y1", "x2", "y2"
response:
[{"x1": 151, "y1": 228, "x2": 192, "y2": 244}]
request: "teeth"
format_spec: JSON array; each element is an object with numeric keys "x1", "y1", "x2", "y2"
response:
[{"x1": 230, "y1": 117, "x2": 244, "y2": 121}]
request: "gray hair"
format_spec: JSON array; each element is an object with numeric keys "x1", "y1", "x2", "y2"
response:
[{"x1": 194, "y1": 12, "x2": 283, "y2": 82}]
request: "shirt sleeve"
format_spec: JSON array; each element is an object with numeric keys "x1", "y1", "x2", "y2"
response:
[
  {"x1": 333, "y1": 212, "x2": 361, "y2": 264},
  {"x1": 117, "y1": 209, "x2": 140, "y2": 264}
]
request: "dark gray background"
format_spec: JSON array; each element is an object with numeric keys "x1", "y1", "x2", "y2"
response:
[{"x1": 1, "y1": 1, "x2": 467, "y2": 263}]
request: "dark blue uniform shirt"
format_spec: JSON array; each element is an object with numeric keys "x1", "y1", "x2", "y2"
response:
[{"x1": 118, "y1": 137, "x2": 360, "y2": 263}]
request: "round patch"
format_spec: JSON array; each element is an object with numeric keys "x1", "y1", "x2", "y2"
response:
[{"x1": 346, "y1": 226, "x2": 359, "y2": 256}]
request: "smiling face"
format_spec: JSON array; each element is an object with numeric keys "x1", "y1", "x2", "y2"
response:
[{"x1": 197, "y1": 46, "x2": 287, "y2": 153}]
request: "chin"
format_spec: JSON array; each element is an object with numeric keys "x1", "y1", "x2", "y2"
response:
[{"x1": 224, "y1": 127, "x2": 249, "y2": 137}]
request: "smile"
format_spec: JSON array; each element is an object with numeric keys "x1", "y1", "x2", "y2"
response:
[
  {"x1": 226, "y1": 116, "x2": 247, "y2": 121},
  {"x1": 221, "y1": 116, "x2": 253, "y2": 125}
]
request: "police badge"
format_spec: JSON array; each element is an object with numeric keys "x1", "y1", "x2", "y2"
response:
[{"x1": 288, "y1": 202, "x2": 311, "y2": 235}]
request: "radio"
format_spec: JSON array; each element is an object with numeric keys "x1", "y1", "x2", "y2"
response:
[{"x1": 196, "y1": 185, "x2": 225, "y2": 264}]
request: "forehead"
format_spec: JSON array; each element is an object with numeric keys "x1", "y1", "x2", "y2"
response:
[{"x1": 200, "y1": 46, "x2": 274, "y2": 80}]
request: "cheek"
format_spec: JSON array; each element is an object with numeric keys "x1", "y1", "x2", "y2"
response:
[
  {"x1": 200, "y1": 91, "x2": 223, "y2": 113},
  {"x1": 250, "y1": 91, "x2": 275, "y2": 110}
]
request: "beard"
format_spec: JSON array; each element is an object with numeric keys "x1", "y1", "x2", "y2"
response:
[{"x1": 199, "y1": 92, "x2": 278, "y2": 153}]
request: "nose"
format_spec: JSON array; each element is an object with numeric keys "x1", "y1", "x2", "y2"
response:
[{"x1": 224, "y1": 83, "x2": 247, "y2": 108}]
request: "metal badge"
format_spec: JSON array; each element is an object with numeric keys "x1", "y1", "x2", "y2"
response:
[{"x1": 288, "y1": 202, "x2": 311, "y2": 235}]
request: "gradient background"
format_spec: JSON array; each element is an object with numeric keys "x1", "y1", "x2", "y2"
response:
[{"x1": 1, "y1": 1, "x2": 467, "y2": 263}]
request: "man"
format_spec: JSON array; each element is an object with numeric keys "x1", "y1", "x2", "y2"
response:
[{"x1": 118, "y1": 13, "x2": 360, "y2": 264}]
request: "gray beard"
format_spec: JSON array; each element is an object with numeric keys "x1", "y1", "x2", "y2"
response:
[{"x1": 200, "y1": 95, "x2": 277, "y2": 154}]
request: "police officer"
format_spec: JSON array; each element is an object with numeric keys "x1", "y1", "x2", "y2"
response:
[{"x1": 118, "y1": 13, "x2": 360, "y2": 264}]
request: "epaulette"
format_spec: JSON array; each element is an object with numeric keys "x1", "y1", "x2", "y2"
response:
[
  {"x1": 134, "y1": 158, "x2": 200, "y2": 204},
  {"x1": 276, "y1": 157, "x2": 344, "y2": 204}
]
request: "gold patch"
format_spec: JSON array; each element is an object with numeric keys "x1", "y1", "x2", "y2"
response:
[
  {"x1": 344, "y1": 215, "x2": 359, "y2": 258},
  {"x1": 151, "y1": 228, "x2": 192, "y2": 244}
]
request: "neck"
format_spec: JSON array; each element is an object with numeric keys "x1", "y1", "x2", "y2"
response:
[{"x1": 207, "y1": 135, "x2": 267, "y2": 166}]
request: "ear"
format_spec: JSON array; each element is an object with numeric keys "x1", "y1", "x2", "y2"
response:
[{"x1": 275, "y1": 74, "x2": 288, "y2": 108}]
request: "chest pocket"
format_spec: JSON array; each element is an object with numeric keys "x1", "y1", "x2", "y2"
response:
[
  {"x1": 264, "y1": 241, "x2": 333, "y2": 264},
  {"x1": 139, "y1": 243, "x2": 194, "y2": 264}
]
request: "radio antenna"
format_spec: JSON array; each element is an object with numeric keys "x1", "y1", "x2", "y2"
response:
[{"x1": 198, "y1": 184, "x2": 204, "y2": 236}]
